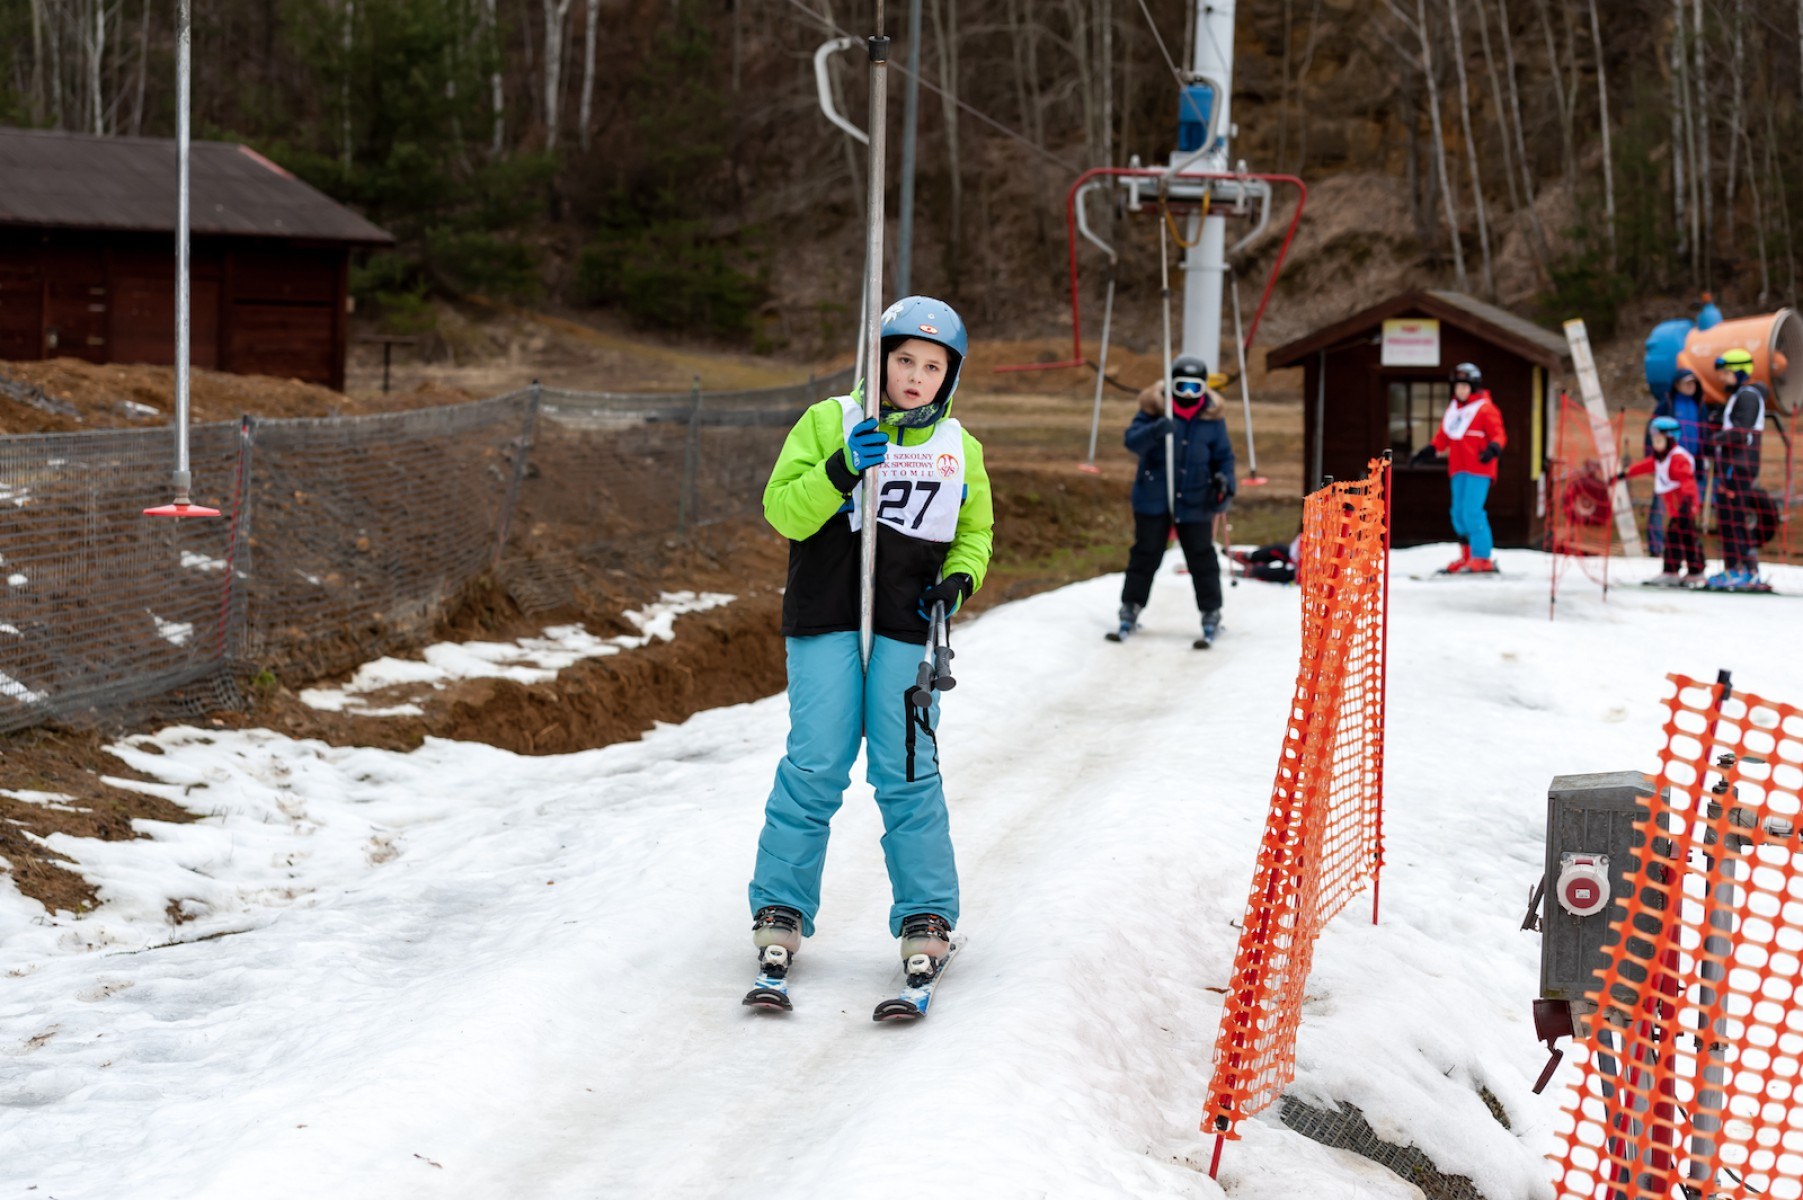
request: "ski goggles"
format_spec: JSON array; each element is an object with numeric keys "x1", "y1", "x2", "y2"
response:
[{"x1": 1171, "y1": 376, "x2": 1206, "y2": 399}]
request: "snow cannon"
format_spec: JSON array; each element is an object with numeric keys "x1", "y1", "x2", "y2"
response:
[
  {"x1": 1675, "y1": 308, "x2": 1803, "y2": 414},
  {"x1": 1641, "y1": 296, "x2": 1721, "y2": 403}
]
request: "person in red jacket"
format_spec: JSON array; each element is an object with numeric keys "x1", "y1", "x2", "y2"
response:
[
  {"x1": 1411, "y1": 362, "x2": 1506, "y2": 574},
  {"x1": 1616, "y1": 415, "x2": 1704, "y2": 586}
]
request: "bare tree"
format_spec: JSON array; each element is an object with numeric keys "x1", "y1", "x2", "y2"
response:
[
  {"x1": 131, "y1": 0, "x2": 150, "y2": 135},
  {"x1": 1292, "y1": 0, "x2": 1324, "y2": 171},
  {"x1": 930, "y1": 0, "x2": 963, "y2": 287},
  {"x1": 29, "y1": 0, "x2": 45, "y2": 124},
  {"x1": 541, "y1": 0, "x2": 575, "y2": 150},
  {"x1": 482, "y1": 0, "x2": 504, "y2": 156},
  {"x1": 1763, "y1": 101, "x2": 1798, "y2": 300},
  {"x1": 1446, "y1": 0, "x2": 1493, "y2": 296},
  {"x1": 1388, "y1": 0, "x2": 1467, "y2": 287},
  {"x1": 1687, "y1": 0, "x2": 1702, "y2": 284},
  {"x1": 1670, "y1": 0, "x2": 1687, "y2": 264},
  {"x1": 578, "y1": 0, "x2": 598, "y2": 150},
  {"x1": 1533, "y1": 0, "x2": 1574, "y2": 182},
  {"x1": 1723, "y1": 0, "x2": 1743, "y2": 242},
  {"x1": 1584, "y1": 0, "x2": 1615, "y2": 267},
  {"x1": 342, "y1": 0, "x2": 354, "y2": 169},
  {"x1": 1491, "y1": 0, "x2": 1552, "y2": 276},
  {"x1": 89, "y1": 0, "x2": 107, "y2": 134}
]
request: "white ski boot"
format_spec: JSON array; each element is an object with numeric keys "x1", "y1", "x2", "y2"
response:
[
  {"x1": 898, "y1": 912, "x2": 953, "y2": 986},
  {"x1": 744, "y1": 905, "x2": 802, "y2": 1011}
]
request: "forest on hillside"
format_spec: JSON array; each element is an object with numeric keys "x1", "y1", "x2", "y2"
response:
[{"x1": 5, "y1": 0, "x2": 1803, "y2": 353}]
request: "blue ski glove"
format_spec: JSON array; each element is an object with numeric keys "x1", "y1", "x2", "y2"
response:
[
  {"x1": 917, "y1": 573, "x2": 974, "y2": 622},
  {"x1": 846, "y1": 416, "x2": 890, "y2": 474}
]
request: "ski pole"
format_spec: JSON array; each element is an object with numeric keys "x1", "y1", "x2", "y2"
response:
[
  {"x1": 1159, "y1": 212, "x2": 1176, "y2": 519},
  {"x1": 908, "y1": 601, "x2": 955, "y2": 706},
  {"x1": 856, "y1": 6, "x2": 891, "y2": 669},
  {"x1": 932, "y1": 601, "x2": 956, "y2": 691}
]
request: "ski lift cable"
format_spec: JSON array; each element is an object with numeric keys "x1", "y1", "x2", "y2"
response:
[
  {"x1": 777, "y1": 0, "x2": 1082, "y2": 174},
  {"x1": 1135, "y1": 0, "x2": 1188, "y2": 91}
]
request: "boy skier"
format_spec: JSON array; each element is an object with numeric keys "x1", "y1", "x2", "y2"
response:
[
  {"x1": 1412, "y1": 361, "x2": 1506, "y2": 574},
  {"x1": 1706, "y1": 348, "x2": 1768, "y2": 590},
  {"x1": 745, "y1": 296, "x2": 993, "y2": 1011},
  {"x1": 1616, "y1": 415, "x2": 1704, "y2": 587},
  {"x1": 1645, "y1": 368, "x2": 1706, "y2": 556},
  {"x1": 1110, "y1": 354, "x2": 1236, "y2": 647}
]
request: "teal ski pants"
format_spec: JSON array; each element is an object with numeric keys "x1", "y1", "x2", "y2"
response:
[
  {"x1": 1449, "y1": 471, "x2": 1494, "y2": 559},
  {"x1": 748, "y1": 631, "x2": 959, "y2": 938}
]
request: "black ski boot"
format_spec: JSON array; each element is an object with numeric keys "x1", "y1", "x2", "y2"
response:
[
  {"x1": 743, "y1": 905, "x2": 802, "y2": 1011},
  {"x1": 1195, "y1": 609, "x2": 1222, "y2": 649},
  {"x1": 1105, "y1": 603, "x2": 1143, "y2": 643}
]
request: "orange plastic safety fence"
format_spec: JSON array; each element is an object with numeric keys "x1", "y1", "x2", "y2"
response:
[
  {"x1": 1202, "y1": 457, "x2": 1389, "y2": 1139},
  {"x1": 1551, "y1": 675, "x2": 1803, "y2": 1199}
]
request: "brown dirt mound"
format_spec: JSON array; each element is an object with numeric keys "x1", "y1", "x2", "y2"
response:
[{"x1": 0, "y1": 356, "x2": 476, "y2": 435}]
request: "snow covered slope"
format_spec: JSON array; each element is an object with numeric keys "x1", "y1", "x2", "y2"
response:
[{"x1": 3, "y1": 546, "x2": 1799, "y2": 1199}]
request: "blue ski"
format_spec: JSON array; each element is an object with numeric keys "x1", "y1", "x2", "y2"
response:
[{"x1": 873, "y1": 935, "x2": 964, "y2": 1022}]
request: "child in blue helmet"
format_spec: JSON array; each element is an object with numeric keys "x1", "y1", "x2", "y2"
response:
[
  {"x1": 745, "y1": 296, "x2": 994, "y2": 1006},
  {"x1": 1616, "y1": 416, "x2": 1705, "y2": 586}
]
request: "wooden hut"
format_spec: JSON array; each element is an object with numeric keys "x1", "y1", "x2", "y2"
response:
[
  {"x1": 1267, "y1": 290, "x2": 1572, "y2": 548},
  {"x1": 0, "y1": 127, "x2": 393, "y2": 391}
]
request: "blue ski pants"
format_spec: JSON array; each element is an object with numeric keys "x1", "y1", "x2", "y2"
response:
[
  {"x1": 748, "y1": 632, "x2": 959, "y2": 938},
  {"x1": 1449, "y1": 472, "x2": 1494, "y2": 559}
]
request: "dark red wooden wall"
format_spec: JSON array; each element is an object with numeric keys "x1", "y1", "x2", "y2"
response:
[{"x1": 0, "y1": 229, "x2": 350, "y2": 390}]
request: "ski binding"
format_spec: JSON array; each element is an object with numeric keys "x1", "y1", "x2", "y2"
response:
[
  {"x1": 873, "y1": 935, "x2": 963, "y2": 1022},
  {"x1": 742, "y1": 945, "x2": 794, "y2": 1012}
]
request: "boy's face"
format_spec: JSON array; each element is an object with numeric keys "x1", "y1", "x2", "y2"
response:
[
  {"x1": 1717, "y1": 366, "x2": 1739, "y2": 389},
  {"x1": 885, "y1": 338, "x2": 950, "y2": 410},
  {"x1": 1653, "y1": 430, "x2": 1671, "y2": 453},
  {"x1": 1453, "y1": 381, "x2": 1472, "y2": 400},
  {"x1": 1677, "y1": 375, "x2": 1697, "y2": 395}
]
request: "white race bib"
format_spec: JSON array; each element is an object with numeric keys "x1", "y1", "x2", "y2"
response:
[
  {"x1": 1653, "y1": 445, "x2": 1694, "y2": 496},
  {"x1": 839, "y1": 397, "x2": 965, "y2": 544},
  {"x1": 1441, "y1": 398, "x2": 1483, "y2": 440}
]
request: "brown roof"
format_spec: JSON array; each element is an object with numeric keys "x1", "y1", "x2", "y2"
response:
[
  {"x1": 0, "y1": 127, "x2": 393, "y2": 245},
  {"x1": 1266, "y1": 289, "x2": 1571, "y2": 371}
]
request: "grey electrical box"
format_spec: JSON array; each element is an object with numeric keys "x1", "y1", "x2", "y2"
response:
[{"x1": 1540, "y1": 771, "x2": 1655, "y2": 1006}]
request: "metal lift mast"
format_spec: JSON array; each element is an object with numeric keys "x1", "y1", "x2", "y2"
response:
[{"x1": 1180, "y1": 0, "x2": 1237, "y2": 367}]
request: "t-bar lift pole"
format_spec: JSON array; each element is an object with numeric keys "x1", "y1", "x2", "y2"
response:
[{"x1": 857, "y1": 4, "x2": 891, "y2": 666}]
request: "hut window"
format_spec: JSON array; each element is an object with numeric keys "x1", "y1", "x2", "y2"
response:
[{"x1": 1387, "y1": 380, "x2": 1442, "y2": 459}]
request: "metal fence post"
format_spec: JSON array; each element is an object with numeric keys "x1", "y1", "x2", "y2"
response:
[
  {"x1": 215, "y1": 414, "x2": 255, "y2": 666},
  {"x1": 679, "y1": 374, "x2": 702, "y2": 531},
  {"x1": 493, "y1": 383, "x2": 540, "y2": 569}
]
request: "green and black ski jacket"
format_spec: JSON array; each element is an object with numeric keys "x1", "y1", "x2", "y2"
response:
[{"x1": 763, "y1": 395, "x2": 994, "y2": 646}]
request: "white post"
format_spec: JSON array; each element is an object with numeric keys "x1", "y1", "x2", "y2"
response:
[
  {"x1": 1564, "y1": 318, "x2": 1645, "y2": 557},
  {"x1": 1179, "y1": 0, "x2": 1235, "y2": 369}
]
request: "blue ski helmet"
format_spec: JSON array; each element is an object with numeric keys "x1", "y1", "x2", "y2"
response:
[
  {"x1": 880, "y1": 296, "x2": 967, "y2": 403},
  {"x1": 1650, "y1": 415, "x2": 1682, "y2": 437}
]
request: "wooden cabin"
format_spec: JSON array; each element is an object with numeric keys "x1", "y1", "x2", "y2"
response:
[
  {"x1": 0, "y1": 127, "x2": 392, "y2": 391},
  {"x1": 1267, "y1": 290, "x2": 1572, "y2": 548}
]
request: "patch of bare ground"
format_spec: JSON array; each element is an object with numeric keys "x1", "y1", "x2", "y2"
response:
[{"x1": 0, "y1": 729, "x2": 189, "y2": 913}]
